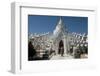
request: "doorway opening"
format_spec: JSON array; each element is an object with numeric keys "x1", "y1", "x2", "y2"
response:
[{"x1": 58, "y1": 40, "x2": 64, "y2": 54}]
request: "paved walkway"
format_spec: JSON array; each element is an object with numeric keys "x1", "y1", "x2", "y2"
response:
[{"x1": 50, "y1": 54, "x2": 74, "y2": 60}]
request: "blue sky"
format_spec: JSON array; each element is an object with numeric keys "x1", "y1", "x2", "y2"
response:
[{"x1": 28, "y1": 15, "x2": 88, "y2": 34}]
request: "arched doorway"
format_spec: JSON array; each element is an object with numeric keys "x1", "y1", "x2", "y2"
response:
[{"x1": 58, "y1": 40, "x2": 64, "y2": 54}]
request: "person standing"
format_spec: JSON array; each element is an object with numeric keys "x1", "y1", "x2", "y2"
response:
[{"x1": 28, "y1": 41, "x2": 36, "y2": 60}]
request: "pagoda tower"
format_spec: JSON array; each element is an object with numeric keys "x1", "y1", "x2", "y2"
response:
[{"x1": 53, "y1": 17, "x2": 69, "y2": 55}]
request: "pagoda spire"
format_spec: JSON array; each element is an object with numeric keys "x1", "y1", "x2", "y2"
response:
[
  {"x1": 58, "y1": 16, "x2": 63, "y2": 25},
  {"x1": 53, "y1": 17, "x2": 64, "y2": 35}
]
